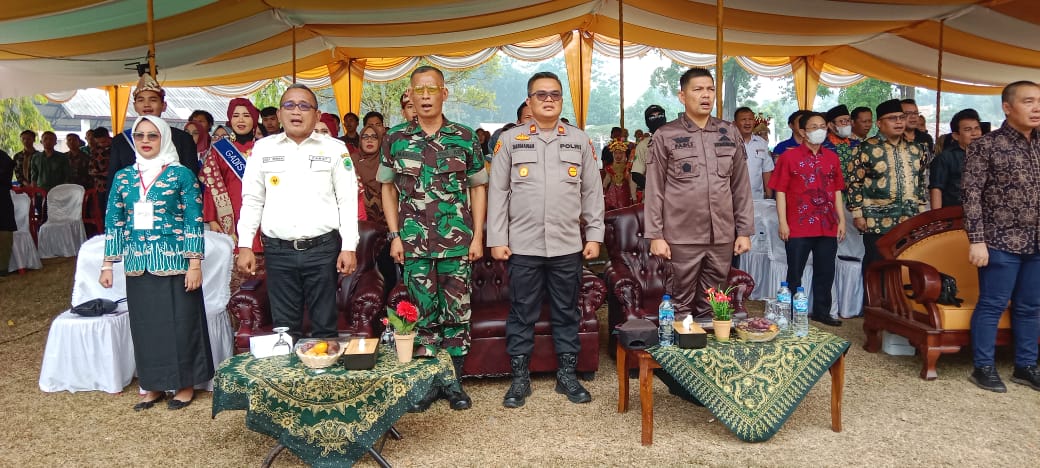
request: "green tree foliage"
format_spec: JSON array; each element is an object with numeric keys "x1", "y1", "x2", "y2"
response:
[
  {"x1": 250, "y1": 80, "x2": 288, "y2": 111},
  {"x1": 837, "y1": 78, "x2": 894, "y2": 111},
  {"x1": 1, "y1": 96, "x2": 52, "y2": 154},
  {"x1": 359, "y1": 57, "x2": 503, "y2": 128}
]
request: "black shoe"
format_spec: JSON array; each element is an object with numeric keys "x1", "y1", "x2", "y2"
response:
[
  {"x1": 1011, "y1": 365, "x2": 1040, "y2": 391},
  {"x1": 408, "y1": 386, "x2": 441, "y2": 413},
  {"x1": 970, "y1": 366, "x2": 1007, "y2": 393},
  {"x1": 811, "y1": 315, "x2": 842, "y2": 327},
  {"x1": 555, "y1": 353, "x2": 592, "y2": 404},
  {"x1": 133, "y1": 392, "x2": 166, "y2": 411},
  {"x1": 442, "y1": 383, "x2": 472, "y2": 410},
  {"x1": 167, "y1": 391, "x2": 194, "y2": 410},
  {"x1": 443, "y1": 355, "x2": 472, "y2": 410},
  {"x1": 503, "y1": 355, "x2": 532, "y2": 408}
]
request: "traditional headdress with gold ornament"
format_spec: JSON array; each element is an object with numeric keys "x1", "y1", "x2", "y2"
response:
[
  {"x1": 608, "y1": 139, "x2": 629, "y2": 153},
  {"x1": 132, "y1": 73, "x2": 165, "y2": 100},
  {"x1": 753, "y1": 113, "x2": 771, "y2": 134}
]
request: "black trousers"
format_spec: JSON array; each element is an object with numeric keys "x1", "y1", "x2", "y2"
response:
[
  {"x1": 263, "y1": 232, "x2": 340, "y2": 340},
  {"x1": 505, "y1": 253, "x2": 583, "y2": 357},
  {"x1": 785, "y1": 236, "x2": 838, "y2": 319}
]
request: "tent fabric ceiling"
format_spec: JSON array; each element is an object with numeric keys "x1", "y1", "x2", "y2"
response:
[{"x1": 0, "y1": 0, "x2": 1037, "y2": 98}]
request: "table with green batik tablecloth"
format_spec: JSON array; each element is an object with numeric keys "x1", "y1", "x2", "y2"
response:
[
  {"x1": 212, "y1": 346, "x2": 455, "y2": 467},
  {"x1": 618, "y1": 327, "x2": 849, "y2": 444}
]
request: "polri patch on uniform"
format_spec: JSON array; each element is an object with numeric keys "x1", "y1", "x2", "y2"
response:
[
  {"x1": 269, "y1": 175, "x2": 280, "y2": 186},
  {"x1": 718, "y1": 127, "x2": 728, "y2": 135},
  {"x1": 493, "y1": 140, "x2": 502, "y2": 154},
  {"x1": 262, "y1": 156, "x2": 284, "y2": 163},
  {"x1": 515, "y1": 133, "x2": 530, "y2": 141},
  {"x1": 714, "y1": 141, "x2": 736, "y2": 147},
  {"x1": 309, "y1": 155, "x2": 332, "y2": 163},
  {"x1": 568, "y1": 166, "x2": 578, "y2": 177},
  {"x1": 519, "y1": 166, "x2": 529, "y2": 177}
]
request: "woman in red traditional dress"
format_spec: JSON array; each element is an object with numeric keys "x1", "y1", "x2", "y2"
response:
[
  {"x1": 602, "y1": 139, "x2": 637, "y2": 211},
  {"x1": 201, "y1": 98, "x2": 262, "y2": 253}
]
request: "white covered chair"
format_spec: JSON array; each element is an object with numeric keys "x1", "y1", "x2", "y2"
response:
[
  {"x1": 757, "y1": 203, "x2": 813, "y2": 300},
  {"x1": 39, "y1": 231, "x2": 236, "y2": 393},
  {"x1": 830, "y1": 206, "x2": 865, "y2": 319},
  {"x1": 8, "y1": 191, "x2": 42, "y2": 272},
  {"x1": 37, "y1": 184, "x2": 86, "y2": 258},
  {"x1": 740, "y1": 199, "x2": 776, "y2": 300}
]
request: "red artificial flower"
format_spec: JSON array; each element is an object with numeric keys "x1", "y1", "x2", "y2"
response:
[
  {"x1": 380, "y1": 317, "x2": 389, "y2": 326},
  {"x1": 397, "y1": 301, "x2": 419, "y2": 323}
]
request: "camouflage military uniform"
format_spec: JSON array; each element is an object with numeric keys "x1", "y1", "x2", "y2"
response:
[{"x1": 377, "y1": 119, "x2": 488, "y2": 357}]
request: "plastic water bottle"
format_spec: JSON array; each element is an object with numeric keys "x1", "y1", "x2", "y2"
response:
[
  {"x1": 658, "y1": 295, "x2": 675, "y2": 347},
  {"x1": 776, "y1": 282, "x2": 792, "y2": 331},
  {"x1": 793, "y1": 287, "x2": 809, "y2": 337}
]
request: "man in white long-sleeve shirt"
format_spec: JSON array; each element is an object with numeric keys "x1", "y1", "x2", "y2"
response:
[{"x1": 236, "y1": 84, "x2": 359, "y2": 340}]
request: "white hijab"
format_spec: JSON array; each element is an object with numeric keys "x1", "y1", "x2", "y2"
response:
[{"x1": 131, "y1": 115, "x2": 180, "y2": 179}]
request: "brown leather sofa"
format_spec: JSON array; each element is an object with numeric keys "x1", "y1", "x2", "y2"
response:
[
  {"x1": 387, "y1": 247, "x2": 606, "y2": 379},
  {"x1": 862, "y1": 207, "x2": 1037, "y2": 380},
  {"x1": 603, "y1": 204, "x2": 756, "y2": 361},
  {"x1": 229, "y1": 220, "x2": 388, "y2": 353}
]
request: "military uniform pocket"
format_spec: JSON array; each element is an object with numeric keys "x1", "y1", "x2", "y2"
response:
[
  {"x1": 716, "y1": 145, "x2": 736, "y2": 177},
  {"x1": 671, "y1": 155, "x2": 699, "y2": 178}
]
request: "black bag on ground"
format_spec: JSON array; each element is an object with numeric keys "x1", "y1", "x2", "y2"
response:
[{"x1": 71, "y1": 298, "x2": 126, "y2": 317}]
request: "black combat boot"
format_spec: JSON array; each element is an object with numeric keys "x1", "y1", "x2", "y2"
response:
[
  {"x1": 555, "y1": 353, "x2": 591, "y2": 403},
  {"x1": 442, "y1": 355, "x2": 472, "y2": 410},
  {"x1": 502, "y1": 355, "x2": 532, "y2": 408},
  {"x1": 408, "y1": 385, "x2": 441, "y2": 413}
]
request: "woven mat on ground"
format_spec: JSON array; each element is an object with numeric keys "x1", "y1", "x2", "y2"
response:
[
  {"x1": 649, "y1": 327, "x2": 849, "y2": 442},
  {"x1": 212, "y1": 347, "x2": 454, "y2": 467}
]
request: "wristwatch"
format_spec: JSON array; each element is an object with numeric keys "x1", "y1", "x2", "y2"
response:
[{"x1": 387, "y1": 231, "x2": 400, "y2": 242}]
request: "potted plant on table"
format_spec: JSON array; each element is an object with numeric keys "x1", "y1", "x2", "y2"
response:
[
  {"x1": 383, "y1": 301, "x2": 419, "y2": 363},
  {"x1": 706, "y1": 286, "x2": 736, "y2": 341}
]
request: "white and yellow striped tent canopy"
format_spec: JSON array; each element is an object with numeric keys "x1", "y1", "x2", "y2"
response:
[{"x1": 2, "y1": 0, "x2": 1037, "y2": 127}]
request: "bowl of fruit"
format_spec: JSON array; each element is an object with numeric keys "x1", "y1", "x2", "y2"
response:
[
  {"x1": 735, "y1": 317, "x2": 781, "y2": 342},
  {"x1": 295, "y1": 339, "x2": 345, "y2": 369}
]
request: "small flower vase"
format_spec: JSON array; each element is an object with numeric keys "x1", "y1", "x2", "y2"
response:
[
  {"x1": 394, "y1": 333, "x2": 416, "y2": 363},
  {"x1": 712, "y1": 319, "x2": 732, "y2": 341}
]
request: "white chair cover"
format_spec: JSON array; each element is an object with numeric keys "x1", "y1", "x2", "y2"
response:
[
  {"x1": 830, "y1": 258, "x2": 864, "y2": 318},
  {"x1": 37, "y1": 184, "x2": 86, "y2": 258},
  {"x1": 39, "y1": 231, "x2": 235, "y2": 393},
  {"x1": 8, "y1": 191, "x2": 42, "y2": 272}
]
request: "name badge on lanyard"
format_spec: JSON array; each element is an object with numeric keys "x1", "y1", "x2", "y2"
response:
[{"x1": 133, "y1": 164, "x2": 167, "y2": 231}]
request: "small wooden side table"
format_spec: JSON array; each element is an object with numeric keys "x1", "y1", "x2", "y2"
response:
[{"x1": 616, "y1": 341, "x2": 846, "y2": 446}]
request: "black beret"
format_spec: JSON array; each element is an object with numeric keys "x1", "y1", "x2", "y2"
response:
[
  {"x1": 825, "y1": 104, "x2": 850, "y2": 123},
  {"x1": 875, "y1": 99, "x2": 903, "y2": 119}
]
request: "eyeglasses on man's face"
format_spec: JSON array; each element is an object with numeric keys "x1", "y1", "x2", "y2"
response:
[
  {"x1": 880, "y1": 114, "x2": 907, "y2": 122},
  {"x1": 132, "y1": 132, "x2": 161, "y2": 142},
  {"x1": 529, "y1": 91, "x2": 563, "y2": 102},
  {"x1": 280, "y1": 101, "x2": 316, "y2": 112}
]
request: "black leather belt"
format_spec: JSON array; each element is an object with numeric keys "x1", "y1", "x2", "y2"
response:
[{"x1": 262, "y1": 231, "x2": 336, "y2": 251}]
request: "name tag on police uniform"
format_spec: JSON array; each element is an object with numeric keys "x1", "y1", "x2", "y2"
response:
[
  {"x1": 133, "y1": 202, "x2": 154, "y2": 230},
  {"x1": 309, "y1": 155, "x2": 332, "y2": 168}
]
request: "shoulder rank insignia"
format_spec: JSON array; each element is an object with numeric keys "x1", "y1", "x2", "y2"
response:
[
  {"x1": 515, "y1": 133, "x2": 530, "y2": 141},
  {"x1": 493, "y1": 140, "x2": 502, "y2": 154}
]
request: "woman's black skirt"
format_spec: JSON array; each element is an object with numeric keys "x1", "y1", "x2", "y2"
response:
[{"x1": 126, "y1": 272, "x2": 214, "y2": 391}]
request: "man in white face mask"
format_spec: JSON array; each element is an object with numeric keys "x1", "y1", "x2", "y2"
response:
[
  {"x1": 768, "y1": 111, "x2": 846, "y2": 327},
  {"x1": 823, "y1": 105, "x2": 859, "y2": 172}
]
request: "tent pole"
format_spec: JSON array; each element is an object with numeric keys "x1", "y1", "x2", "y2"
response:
[
  {"x1": 618, "y1": 0, "x2": 625, "y2": 131},
  {"x1": 292, "y1": 26, "x2": 297, "y2": 83},
  {"x1": 146, "y1": 0, "x2": 156, "y2": 77},
  {"x1": 935, "y1": 19, "x2": 944, "y2": 139},
  {"x1": 716, "y1": 0, "x2": 724, "y2": 117}
]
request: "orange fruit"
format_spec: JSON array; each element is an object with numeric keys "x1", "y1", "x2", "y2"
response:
[{"x1": 312, "y1": 341, "x2": 329, "y2": 355}]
